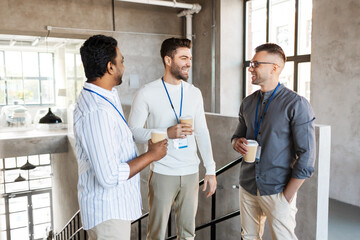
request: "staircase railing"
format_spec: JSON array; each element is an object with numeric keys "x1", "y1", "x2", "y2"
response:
[
  {"x1": 55, "y1": 157, "x2": 242, "y2": 240},
  {"x1": 131, "y1": 157, "x2": 243, "y2": 240},
  {"x1": 55, "y1": 209, "x2": 86, "y2": 240}
]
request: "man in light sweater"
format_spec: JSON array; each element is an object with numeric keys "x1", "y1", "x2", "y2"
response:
[{"x1": 129, "y1": 38, "x2": 217, "y2": 240}]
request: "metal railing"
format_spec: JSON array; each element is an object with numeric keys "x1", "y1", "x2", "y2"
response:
[
  {"x1": 55, "y1": 157, "x2": 242, "y2": 240},
  {"x1": 132, "y1": 157, "x2": 242, "y2": 240},
  {"x1": 55, "y1": 210, "x2": 86, "y2": 240}
]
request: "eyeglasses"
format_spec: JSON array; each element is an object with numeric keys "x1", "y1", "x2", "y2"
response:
[{"x1": 249, "y1": 61, "x2": 277, "y2": 69}]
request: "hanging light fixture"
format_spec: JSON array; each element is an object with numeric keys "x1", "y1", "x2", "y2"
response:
[
  {"x1": 14, "y1": 173, "x2": 26, "y2": 182},
  {"x1": 20, "y1": 158, "x2": 36, "y2": 170},
  {"x1": 39, "y1": 108, "x2": 62, "y2": 124}
]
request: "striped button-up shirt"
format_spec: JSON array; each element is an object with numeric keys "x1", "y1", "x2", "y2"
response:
[{"x1": 74, "y1": 82, "x2": 142, "y2": 230}]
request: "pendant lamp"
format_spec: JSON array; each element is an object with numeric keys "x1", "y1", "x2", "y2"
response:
[
  {"x1": 14, "y1": 173, "x2": 26, "y2": 182},
  {"x1": 39, "y1": 108, "x2": 62, "y2": 124},
  {"x1": 20, "y1": 159, "x2": 36, "y2": 170}
]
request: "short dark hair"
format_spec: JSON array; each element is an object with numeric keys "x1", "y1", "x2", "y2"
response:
[
  {"x1": 160, "y1": 38, "x2": 192, "y2": 65},
  {"x1": 80, "y1": 35, "x2": 118, "y2": 82},
  {"x1": 255, "y1": 43, "x2": 287, "y2": 63}
]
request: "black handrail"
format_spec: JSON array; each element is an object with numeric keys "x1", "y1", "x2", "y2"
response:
[
  {"x1": 55, "y1": 209, "x2": 87, "y2": 240},
  {"x1": 132, "y1": 157, "x2": 243, "y2": 240},
  {"x1": 55, "y1": 157, "x2": 242, "y2": 240}
]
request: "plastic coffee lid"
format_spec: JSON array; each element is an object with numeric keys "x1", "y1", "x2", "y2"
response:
[
  {"x1": 179, "y1": 115, "x2": 192, "y2": 120},
  {"x1": 246, "y1": 140, "x2": 258, "y2": 146}
]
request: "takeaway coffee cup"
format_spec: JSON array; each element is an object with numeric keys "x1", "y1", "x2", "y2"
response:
[
  {"x1": 244, "y1": 140, "x2": 258, "y2": 163},
  {"x1": 151, "y1": 130, "x2": 167, "y2": 144},
  {"x1": 179, "y1": 116, "x2": 193, "y2": 128}
]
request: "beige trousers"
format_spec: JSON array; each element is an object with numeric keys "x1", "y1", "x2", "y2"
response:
[
  {"x1": 147, "y1": 171, "x2": 199, "y2": 240},
  {"x1": 87, "y1": 219, "x2": 131, "y2": 240},
  {"x1": 239, "y1": 186, "x2": 298, "y2": 240}
]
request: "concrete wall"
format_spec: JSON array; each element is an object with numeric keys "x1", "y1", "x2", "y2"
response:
[
  {"x1": 190, "y1": 0, "x2": 243, "y2": 115},
  {"x1": 219, "y1": 0, "x2": 243, "y2": 116},
  {"x1": 0, "y1": 0, "x2": 113, "y2": 38},
  {"x1": 311, "y1": 0, "x2": 360, "y2": 207},
  {"x1": 51, "y1": 137, "x2": 79, "y2": 233},
  {"x1": 190, "y1": 0, "x2": 218, "y2": 112},
  {"x1": 113, "y1": 1, "x2": 183, "y2": 105},
  {"x1": 197, "y1": 113, "x2": 241, "y2": 240}
]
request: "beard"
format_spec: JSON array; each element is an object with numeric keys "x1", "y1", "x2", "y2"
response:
[
  {"x1": 114, "y1": 66, "x2": 123, "y2": 86},
  {"x1": 251, "y1": 73, "x2": 264, "y2": 85},
  {"x1": 116, "y1": 76, "x2": 123, "y2": 86},
  {"x1": 170, "y1": 63, "x2": 189, "y2": 81}
]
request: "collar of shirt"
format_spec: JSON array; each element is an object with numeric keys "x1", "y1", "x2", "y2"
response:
[
  {"x1": 83, "y1": 82, "x2": 119, "y2": 102},
  {"x1": 260, "y1": 83, "x2": 285, "y2": 100}
]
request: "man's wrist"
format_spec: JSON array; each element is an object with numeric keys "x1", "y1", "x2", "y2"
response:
[{"x1": 231, "y1": 138, "x2": 238, "y2": 148}]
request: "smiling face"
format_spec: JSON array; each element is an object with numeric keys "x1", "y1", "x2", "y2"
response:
[
  {"x1": 168, "y1": 47, "x2": 192, "y2": 81},
  {"x1": 249, "y1": 51, "x2": 283, "y2": 88}
]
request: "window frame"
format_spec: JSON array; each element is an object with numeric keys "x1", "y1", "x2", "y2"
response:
[
  {"x1": 0, "y1": 50, "x2": 56, "y2": 106},
  {"x1": 242, "y1": 0, "x2": 311, "y2": 98},
  {"x1": 65, "y1": 52, "x2": 86, "y2": 104},
  {"x1": 0, "y1": 155, "x2": 53, "y2": 240},
  {"x1": 1, "y1": 189, "x2": 53, "y2": 240}
]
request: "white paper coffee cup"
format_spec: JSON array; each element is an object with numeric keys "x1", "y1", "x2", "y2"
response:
[
  {"x1": 179, "y1": 116, "x2": 193, "y2": 128},
  {"x1": 151, "y1": 130, "x2": 167, "y2": 143},
  {"x1": 244, "y1": 140, "x2": 258, "y2": 163}
]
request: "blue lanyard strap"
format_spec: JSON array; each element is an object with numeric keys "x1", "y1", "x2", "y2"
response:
[
  {"x1": 83, "y1": 87, "x2": 129, "y2": 127},
  {"x1": 162, "y1": 77, "x2": 183, "y2": 124},
  {"x1": 254, "y1": 83, "x2": 280, "y2": 139}
]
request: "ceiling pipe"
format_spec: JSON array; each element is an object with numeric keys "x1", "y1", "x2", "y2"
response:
[
  {"x1": 117, "y1": 0, "x2": 201, "y2": 11},
  {"x1": 177, "y1": 12, "x2": 194, "y2": 83},
  {"x1": 117, "y1": 0, "x2": 202, "y2": 84}
]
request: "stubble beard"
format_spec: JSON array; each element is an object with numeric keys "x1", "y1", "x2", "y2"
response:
[
  {"x1": 170, "y1": 64, "x2": 189, "y2": 81},
  {"x1": 115, "y1": 66, "x2": 123, "y2": 86}
]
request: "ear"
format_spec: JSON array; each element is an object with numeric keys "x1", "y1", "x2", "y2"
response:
[
  {"x1": 164, "y1": 56, "x2": 171, "y2": 67},
  {"x1": 273, "y1": 64, "x2": 279, "y2": 72},
  {"x1": 107, "y1": 61, "x2": 114, "y2": 74}
]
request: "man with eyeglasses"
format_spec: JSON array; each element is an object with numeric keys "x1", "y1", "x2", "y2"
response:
[{"x1": 231, "y1": 43, "x2": 316, "y2": 240}]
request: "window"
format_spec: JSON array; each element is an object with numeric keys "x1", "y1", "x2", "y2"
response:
[
  {"x1": 243, "y1": 0, "x2": 312, "y2": 100},
  {"x1": 0, "y1": 154, "x2": 53, "y2": 240},
  {"x1": 0, "y1": 51, "x2": 55, "y2": 106},
  {"x1": 66, "y1": 53, "x2": 85, "y2": 105}
]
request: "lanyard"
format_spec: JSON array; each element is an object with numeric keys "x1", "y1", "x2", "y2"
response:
[
  {"x1": 162, "y1": 77, "x2": 183, "y2": 124},
  {"x1": 83, "y1": 87, "x2": 129, "y2": 127},
  {"x1": 254, "y1": 83, "x2": 280, "y2": 140}
]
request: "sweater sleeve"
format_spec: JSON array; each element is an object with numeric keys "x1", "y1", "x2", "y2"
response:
[
  {"x1": 128, "y1": 89, "x2": 152, "y2": 144},
  {"x1": 193, "y1": 89, "x2": 216, "y2": 175}
]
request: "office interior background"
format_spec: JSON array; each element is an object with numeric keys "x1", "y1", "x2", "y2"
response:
[{"x1": 0, "y1": 0, "x2": 359, "y2": 239}]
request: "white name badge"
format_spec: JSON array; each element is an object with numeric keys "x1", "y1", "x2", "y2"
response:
[
  {"x1": 173, "y1": 138, "x2": 188, "y2": 149},
  {"x1": 255, "y1": 146, "x2": 261, "y2": 161}
]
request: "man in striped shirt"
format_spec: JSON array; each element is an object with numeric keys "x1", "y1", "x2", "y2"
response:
[{"x1": 74, "y1": 35, "x2": 168, "y2": 240}]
